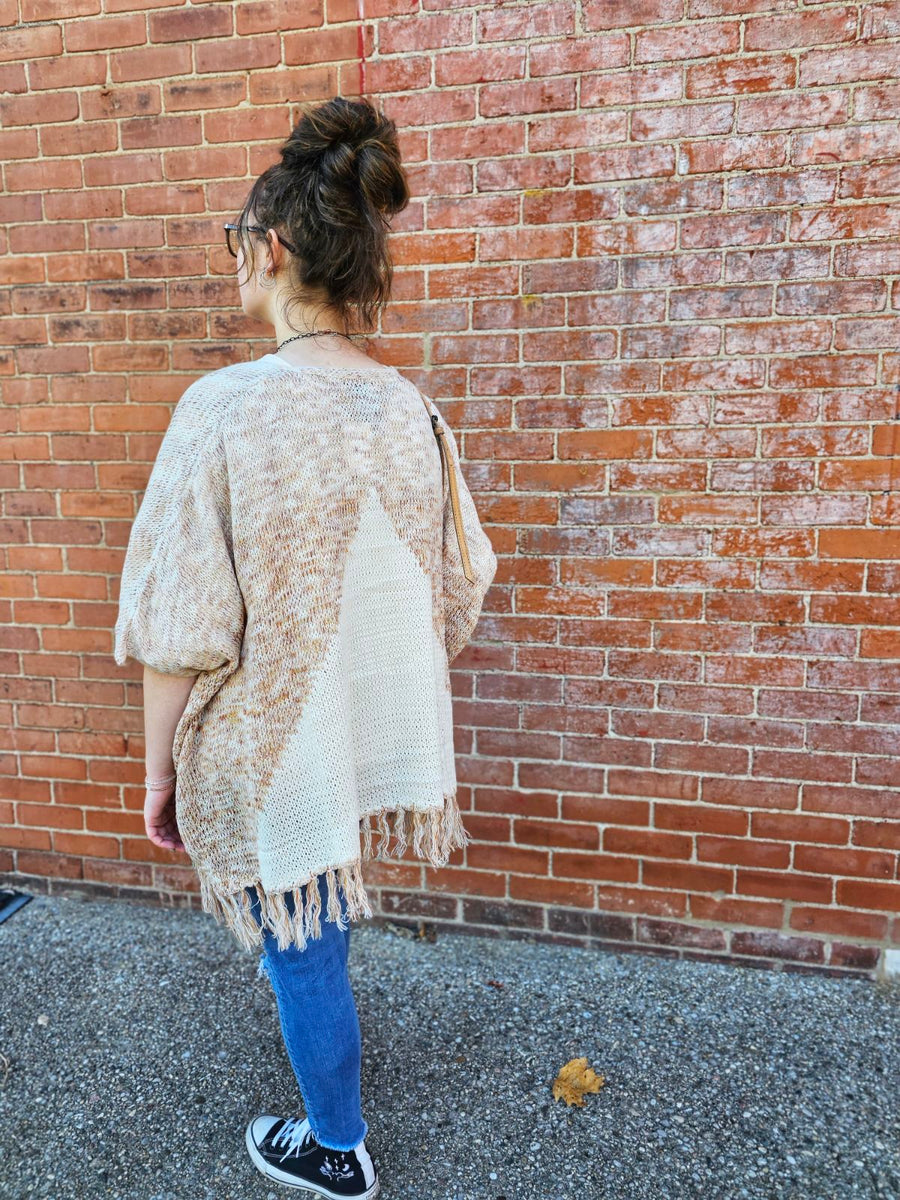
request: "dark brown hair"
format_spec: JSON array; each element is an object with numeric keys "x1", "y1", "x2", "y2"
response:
[{"x1": 234, "y1": 96, "x2": 410, "y2": 335}]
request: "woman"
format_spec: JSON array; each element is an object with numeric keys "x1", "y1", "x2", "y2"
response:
[{"x1": 113, "y1": 96, "x2": 497, "y2": 1198}]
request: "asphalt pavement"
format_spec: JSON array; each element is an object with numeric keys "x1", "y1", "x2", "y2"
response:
[{"x1": 0, "y1": 889, "x2": 898, "y2": 1200}]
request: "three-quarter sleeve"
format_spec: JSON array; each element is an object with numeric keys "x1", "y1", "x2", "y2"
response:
[
  {"x1": 431, "y1": 404, "x2": 498, "y2": 664},
  {"x1": 114, "y1": 385, "x2": 246, "y2": 678}
]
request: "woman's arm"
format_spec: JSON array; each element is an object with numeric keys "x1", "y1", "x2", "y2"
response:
[
  {"x1": 142, "y1": 665, "x2": 197, "y2": 852},
  {"x1": 143, "y1": 665, "x2": 197, "y2": 776}
]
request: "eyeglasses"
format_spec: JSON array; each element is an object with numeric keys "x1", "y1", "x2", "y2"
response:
[{"x1": 223, "y1": 222, "x2": 298, "y2": 258}]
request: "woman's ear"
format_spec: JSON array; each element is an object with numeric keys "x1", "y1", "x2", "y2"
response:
[{"x1": 265, "y1": 229, "x2": 284, "y2": 275}]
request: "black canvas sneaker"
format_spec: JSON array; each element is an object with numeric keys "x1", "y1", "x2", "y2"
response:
[{"x1": 245, "y1": 1113, "x2": 380, "y2": 1198}]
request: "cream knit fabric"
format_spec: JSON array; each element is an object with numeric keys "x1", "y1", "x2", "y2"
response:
[{"x1": 114, "y1": 354, "x2": 498, "y2": 952}]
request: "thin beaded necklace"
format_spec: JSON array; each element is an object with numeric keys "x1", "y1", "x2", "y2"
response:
[{"x1": 276, "y1": 329, "x2": 362, "y2": 352}]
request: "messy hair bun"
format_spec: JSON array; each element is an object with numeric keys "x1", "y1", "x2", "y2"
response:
[{"x1": 235, "y1": 96, "x2": 410, "y2": 334}]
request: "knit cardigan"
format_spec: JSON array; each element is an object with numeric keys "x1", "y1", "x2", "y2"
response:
[{"x1": 114, "y1": 355, "x2": 498, "y2": 952}]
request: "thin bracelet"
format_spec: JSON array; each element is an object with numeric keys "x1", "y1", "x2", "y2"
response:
[{"x1": 145, "y1": 772, "x2": 177, "y2": 790}]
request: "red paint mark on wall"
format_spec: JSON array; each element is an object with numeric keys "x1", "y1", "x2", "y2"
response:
[{"x1": 356, "y1": 0, "x2": 367, "y2": 96}]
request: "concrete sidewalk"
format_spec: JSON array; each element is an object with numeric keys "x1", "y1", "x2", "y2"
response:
[{"x1": 0, "y1": 889, "x2": 897, "y2": 1200}]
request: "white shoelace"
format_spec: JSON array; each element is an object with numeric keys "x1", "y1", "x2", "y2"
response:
[{"x1": 272, "y1": 1115, "x2": 317, "y2": 1161}]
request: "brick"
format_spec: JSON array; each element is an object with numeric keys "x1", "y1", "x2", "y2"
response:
[
  {"x1": 581, "y1": 66, "x2": 682, "y2": 107},
  {"x1": 687, "y1": 53, "x2": 796, "y2": 98},
  {"x1": 634, "y1": 21, "x2": 739, "y2": 63},
  {"x1": 632, "y1": 101, "x2": 734, "y2": 140},
  {"x1": 583, "y1": 0, "x2": 683, "y2": 29},
  {"x1": 680, "y1": 133, "x2": 787, "y2": 174},
  {"x1": 111, "y1": 44, "x2": 192, "y2": 83},
  {"x1": 727, "y1": 169, "x2": 837, "y2": 209},
  {"x1": 638, "y1": 917, "x2": 727, "y2": 949},
  {"x1": 798, "y1": 44, "x2": 899, "y2": 87},
  {"x1": 0, "y1": 24, "x2": 61, "y2": 65},
  {"x1": 836, "y1": 879, "x2": 900, "y2": 912},
  {"x1": 382, "y1": 889, "x2": 459, "y2": 921},
  {"x1": 149, "y1": 6, "x2": 233, "y2": 43},
  {"x1": 737, "y1": 90, "x2": 848, "y2": 133},
  {"x1": 463, "y1": 896, "x2": 544, "y2": 928},
  {"x1": 793, "y1": 124, "x2": 900, "y2": 167},
  {"x1": 478, "y1": 2, "x2": 575, "y2": 42},
  {"x1": 744, "y1": 7, "x2": 857, "y2": 51},
  {"x1": 52, "y1": 831, "x2": 120, "y2": 858},
  {"x1": 730, "y1": 930, "x2": 825, "y2": 962},
  {"x1": 435, "y1": 47, "x2": 526, "y2": 87},
  {"x1": 509, "y1": 874, "x2": 595, "y2": 907},
  {"x1": 529, "y1": 34, "x2": 629, "y2": 75}
]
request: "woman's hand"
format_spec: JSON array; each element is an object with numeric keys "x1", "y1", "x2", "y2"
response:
[
  {"x1": 144, "y1": 782, "x2": 185, "y2": 853},
  {"x1": 140, "y1": 665, "x2": 197, "y2": 854}
]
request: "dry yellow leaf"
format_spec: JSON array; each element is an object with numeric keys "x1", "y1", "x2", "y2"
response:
[{"x1": 552, "y1": 1056, "x2": 605, "y2": 1106}]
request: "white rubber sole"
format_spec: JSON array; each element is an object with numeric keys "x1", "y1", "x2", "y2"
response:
[{"x1": 244, "y1": 1120, "x2": 380, "y2": 1199}]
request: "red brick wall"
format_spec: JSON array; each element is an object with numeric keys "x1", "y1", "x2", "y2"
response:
[{"x1": 1, "y1": 2, "x2": 898, "y2": 979}]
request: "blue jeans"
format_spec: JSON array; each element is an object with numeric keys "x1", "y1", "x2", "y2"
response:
[{"x1": 245, "y1": 873, "x2": 368, "y2": 1152}]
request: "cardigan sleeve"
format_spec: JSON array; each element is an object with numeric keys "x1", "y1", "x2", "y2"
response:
[
  {"x1": 431, "y1": 404, "x2": 498, "y2": 665},
  {"x1": 113, "y1": 383, "x2": 246, "y2": 678}
]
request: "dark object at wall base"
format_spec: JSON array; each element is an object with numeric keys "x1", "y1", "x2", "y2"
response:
[{"x1": 0, "y1": 889, "x2": 32, "y2": 924}]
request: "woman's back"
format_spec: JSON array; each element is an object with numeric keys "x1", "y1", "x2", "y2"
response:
[
  {"x1": 113, "y1": 354, "x2": 497, "y2": 950},
  {"x1": 224, "y1": 356, "x2": 456, "y2": 893}
]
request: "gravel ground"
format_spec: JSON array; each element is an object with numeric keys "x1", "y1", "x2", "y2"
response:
[{"x1": 0, "y1": 889, "x2": 898, "y2": 1200}]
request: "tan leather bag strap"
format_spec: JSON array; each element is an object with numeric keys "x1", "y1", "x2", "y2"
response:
[{"x1": 420, "y1": 394, "x2": 476, "y2": 584}]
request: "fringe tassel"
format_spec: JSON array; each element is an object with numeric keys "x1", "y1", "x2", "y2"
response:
[
  {"x1": 197, "y1": 794, "x2": 468, "y2": 954},
  {"x1": 324, "y1": 867, "x2": 343, "y2": 929},
  {"x1": 306, "y1": 873, "x2": 322, "y2": 940},
  {"x1": 392, "y1": 806, "x2": 409, "y2": 860},
  {"x1": 375, "y1": 809, "x2": 391, "y2": 856},
  {"x1": 199, "y1": 855, "x2": 371, "y2": 954},
  {"x1": 338, "y1": 862, "x2": 373, "y2": 923},
  {"x1": 359, "y1": 789, "x2": 470, "y2": 870}
]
